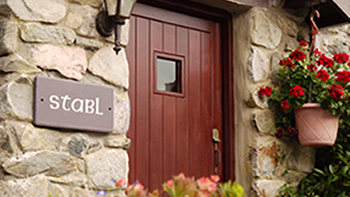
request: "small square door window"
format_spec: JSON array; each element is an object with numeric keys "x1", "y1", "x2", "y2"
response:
[{"x1": 157, "y1": 57, "x2": 182, "y2": 93}]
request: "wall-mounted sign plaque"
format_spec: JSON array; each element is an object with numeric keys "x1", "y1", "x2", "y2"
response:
[{"x1": 33, "y1": 76, "x2": 114, "y2": 133}]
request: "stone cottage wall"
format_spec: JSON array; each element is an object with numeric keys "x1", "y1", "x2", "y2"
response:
[
  {"x1": 230, "y1": 2, "x2": 316, "y2": 196},
  {"x1": 0, "y1": 0, "x2": 130, "y2": 196}
]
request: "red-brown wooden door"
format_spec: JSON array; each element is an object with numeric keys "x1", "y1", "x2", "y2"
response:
[{"x1": 126, "y1": 3, "x2": 223, "y2": 191}]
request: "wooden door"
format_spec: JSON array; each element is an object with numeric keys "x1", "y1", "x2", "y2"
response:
[{"x1": 126, "y1": 3, "x2": 222, "y2": 191}]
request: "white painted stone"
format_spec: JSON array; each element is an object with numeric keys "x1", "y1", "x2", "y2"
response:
[
  {"x1": 0, "y1": 75, "x2": 33, "y2": 121},
  {"x1": 248, "y1": 47, "x2": 270, "y2": 82},
  {"x1": 76, "y1": 37, "x2": 103, "y2": 51},
  {"x1": 4, "y1": 0, "x2": 67, "y2": 23},
  {"x1": 88, "y1": 47, "x2": 129, "y2": 89},
  {"x1": 3, "y1": 151, "x2": 76, "y2": 177},
  {"x1": 0, "y1": 20, "x2": 18, "y2": 56},
  {"x1": 0, "y1": 53, "x2": 41, "y2": 73},
  {"x1": 253, "y1": 180, "x2": 285, "y2": 197},
  {"x1": 86, "y1": 148, "x2": 128, "y2": 189},
  {"x1": 65, "y1": 12, "x2": 83, "y2": 29},
  {"x1": 251, "y1": 8, "x2": 282, "y2": 49},
  {"x1": 0, "y1": 175, "x2": 48, "y2": 197},
  {"x1": 77, "y1": 5, "x2": 98, "y2": 38},
  {"x1": 21, "y1": 23, "x2": 76, "y2": 45},
  {"x1": 30, "y1": 45, "x2": 87, "y2": 80}
]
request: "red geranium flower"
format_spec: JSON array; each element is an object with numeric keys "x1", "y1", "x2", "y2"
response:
[
  {"x1": 290, "y1": 48, "x2": 306, "y2": 61},
  {"x1": 333, "y1": 52, "x2": 349, "y2": 64},
  {"x1": 328, "y1": 84, "x2": 345, "y2": 99},
  {"x1": 281, "y1": 100, "x2": 290, "y2": 111},
  {"x1": 279, "y1": 57, "x2": 294, "y2": 68},
  {"x1": 317, "y1": 54, "x2": 333, "y2": 68},
  {"x1": 315, "y1": 69, "x2": 330, "y2": 82},
  {"x1": 258, "y1": 86, "x2": 272, "y2": 97},
  {"x1": 314, "y1": 48, "x2": 321, "y2": 56},
  {"x1": 289, "y1": 85, "x2": 305, "y2": 98},
  {"x1": 299, "y1": 40, "x2": 308, "y2": 47},
  {"x1": 335, "y1": 70, "x2": 350, "y2": 84},
  {"x1": 307, "y1": 63, "x2": 316, "y2": 72}
]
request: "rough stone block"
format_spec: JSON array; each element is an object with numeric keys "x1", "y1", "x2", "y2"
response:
[
  {"x1": 286, "y1": 137, "x2": 315, "y2": 173},
  {"x1": 77, "y1": 5, "x2": 98, "y2": 38},
  {"x1": 21, "y1": 23, "x2": 76, "y2": 45},
  {"x1": 30, "y1": 45, "x2": 88, "y2": 80},
  {"x1": 5, "y1": 121, "x2": 62, "y2": 152},
  {"x1": 86, "y1": 148, "x2": 128, "y2": 189},
  {"x1": 248, "y1": 47, "x2": 270, "y2": 82},
  {"x1": 103, "y1": 135, "x2": 131, "y2": 150},
  {"x1": 253, "y1": 179, "x2": 285, "y2": 197},
  {"x1": 47, "y1": 171, "x2": 88, "y2": 188},
  {"x1": 69, "y1": 0, "x2": 103, "y2": 8},
  {"x1": 0, "y1": 74, "x2": 33, "y2": 121},
  {"x1": 250, "y1": 136, "x2": 286, "y2": 179},
  {"x1": 277, "y1": 17, "x2": 298, "y2": 37},
  {"x1": 0, "y1": 53, "x2": 41, "y2": 74},
  {"x1": 88, "y1": 47, "x2": 129, "y2": 89},
  {"x1": 251, "y1": 89, "x2": 269, "y2": 109},
  {"x1": 113, "y1": 92, "x2": 130, "y2": 134},
  {"x1": 48, "y1": 183, "x2": 68, "y2": 197},
  {"x1": 71, "y1": 188, "x2": 90, "y2": 197},
  {"x1": 251, "y1": 8, "x2": 282, "y2": 49},
  {"x1": 3, "y1": 151, "x2": 76, "y2": 177},
  {"x1": 0, "y1": 174, "x2": 48, "y2": 197},
  {"x1": 59, "y1": 134, "x2": 89, "y2": 158},
  {"x1": 253, "y1": 110, "x2": 276, "y2": 135},
  {"x1": 4, "y1": 0, "x2": 67, "y2": 23},
  {"x1": 75, "y1": 37, "x2": 103, "y2": 51},
  {"x1": 0, "y1": 20, "x2": 18, "y2": 56},
  {"x1": 65, "y1": 12, "x2": 83, "y2": 29}
]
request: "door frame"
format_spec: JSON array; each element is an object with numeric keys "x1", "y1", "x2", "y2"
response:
[{"x1": 136, "y1": 0, "x2": 235, "y2": 181}]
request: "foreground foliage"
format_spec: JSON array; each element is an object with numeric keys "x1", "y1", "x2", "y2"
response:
[{"x1": 97, "y1": 173, "x2": 244, "y2": 197}]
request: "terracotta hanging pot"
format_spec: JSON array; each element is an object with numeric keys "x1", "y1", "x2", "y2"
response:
[{"x1": 294, "y1": 103, "x2": 340, "y2": 147}]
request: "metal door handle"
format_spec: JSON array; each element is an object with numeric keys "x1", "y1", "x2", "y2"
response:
[{"x1": 212, "y1": 128, "x2": 221, "y2": 174}]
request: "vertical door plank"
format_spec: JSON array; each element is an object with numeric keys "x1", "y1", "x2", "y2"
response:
[
  {"x1": 175, "y1": 27, "x2": 189, "y2": 175},
  {"x1": 201, "y1": 31, "x2": 213, "y2": 177},
  {"x1": 126, "y1": 16, "x2": 136, "y2": 183},
  {"x1": 188, "y1": 30, "x2": 202, "y2": 178},
  {"x1": 135, "y1": 17, "x2": 150, "y2": 186},
  {"x1": 163, "y1": 97, "x2": 177, "y2": 181},
  {"x1": 163, "y1": 24, "x2": 176, "y2": 54},
  {"x1": 212, "y1": 23, "x2": 224, "y2": 176},
  {"x1": 149, "y1": 20, "x2": 164, "y2": 191}
]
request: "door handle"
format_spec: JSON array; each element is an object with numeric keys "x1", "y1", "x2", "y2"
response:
[{"x1": 212, "y1": 128, "x2": 221, "y2": 174}]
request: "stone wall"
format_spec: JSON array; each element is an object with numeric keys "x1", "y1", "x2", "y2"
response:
[
  {"x1": 0, "y1": 0, "x2": 130, "y2": 196},
  {"x1": 230, "y1": 2, "x2": 316, "y2": 196}
]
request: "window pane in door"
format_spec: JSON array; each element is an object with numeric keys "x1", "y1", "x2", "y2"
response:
[{"x1": 156, "y1": 58, "x2": 182, "y2": 93}]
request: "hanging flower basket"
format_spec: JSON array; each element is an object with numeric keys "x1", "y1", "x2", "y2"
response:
[
  {"x1": 294, "y1": 103, "x2": 340, "y2": 147},
  {"x1": 258, "y1": 40, "x2": 350, "y2": 146}
]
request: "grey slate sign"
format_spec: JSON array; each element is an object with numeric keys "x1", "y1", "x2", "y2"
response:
[{"x1": 33, "y1": 76, "x2": 114, "y2": 133}]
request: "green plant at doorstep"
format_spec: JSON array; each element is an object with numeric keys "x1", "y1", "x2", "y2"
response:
[
  {"x1": 259, "y1": 40, "x2": 350, "y2": 137},
  {"x1": 96, "y1": 173, "x2": 244, "y2": 197}
]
